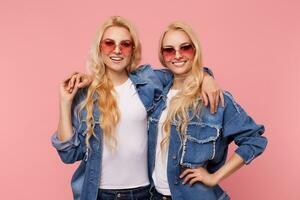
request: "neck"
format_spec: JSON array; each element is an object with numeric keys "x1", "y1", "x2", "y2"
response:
[
  {"x1": 106, "y1": 69, "x2": 129, "y2": 86},
  {"x1": 172, "y1": 71, "x2": 191, "y2": 90}
]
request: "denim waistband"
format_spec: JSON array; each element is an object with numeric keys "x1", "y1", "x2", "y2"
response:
[
  {"x1": 151, "y1": 187, "x2": 172, "y2": 200},
  {"x1": 97, "y1": 185, "x2": 151, "y2": 200}
]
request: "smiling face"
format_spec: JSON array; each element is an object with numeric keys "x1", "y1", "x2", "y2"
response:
[
  {"x1": 161, "y1": 30, "x2": 195, "y2": 76},
  {"x1": 100, "y1": 26, "x2": 133, "y2": 74}
]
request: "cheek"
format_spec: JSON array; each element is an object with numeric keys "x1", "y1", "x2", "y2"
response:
[
  {"x1": 186, "y1": 55, "x2": 195, "y2": 68},
  {"x1": 100, "y1": 46, "x2": 111, "y2": 55},
  {"x1": 162, "y1": 53, "x2": 174, "y2": 61},
  {"x1": 123, "y1": 52, "x2": 133, "y2": 62},
  {"x1": 100, "y1": 52, "x2": 109, "y2": 62},
  {"x1": 122, "y1": 48, "x2": 133, "y2": 56},
  {"x1": 187, "y1": 53, "x2": 195, "y2": 60},
  {"x1": 164, "y1": 61, "x2": 174, "y2": 70}
]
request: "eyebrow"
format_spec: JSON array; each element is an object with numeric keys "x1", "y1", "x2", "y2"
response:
[
  {"x1": 162, "y1": 42, "x2": 192, "y2": 48},
  {"x1": 102, "y1": 38, "x2": 132, "y2": 41}
]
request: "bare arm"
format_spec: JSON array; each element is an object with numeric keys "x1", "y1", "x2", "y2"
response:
[
  {"x1": 213, "y1": 153, "x2": 244, "y2": 183},
  {"x1": 57, "y1": 73, "x2": 81, "y2": 141},
  {"x1": 64, "y1": 69, "x2": 225, "y2": 114},
  {"x1": 180, "y1": 153, "x2": 244, "y2": 187}
]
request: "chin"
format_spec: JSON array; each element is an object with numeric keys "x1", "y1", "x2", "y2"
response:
[
  {"x1": 106, "y1": 61, "x2": 129, "y2": 72},
  {"x1": 169, "y1": 67, "x2": 190, "y2": 76}
]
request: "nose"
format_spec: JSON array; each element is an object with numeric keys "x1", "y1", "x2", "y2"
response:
[
  {"x1": 113, "y1": 44, "x2": 121, "y2": 54},
  {"x1": 174, "y1": 50, "x2": 182, "y2": 59}
]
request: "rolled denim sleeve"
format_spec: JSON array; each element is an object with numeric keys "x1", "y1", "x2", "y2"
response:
[
  {"x1": 51, "y1": 89, "x2": 87, "y2": 164},
  {"x1": 222, "y1": 92, "x2": 268, "y2": 164},
  {"x1": 51, "y1": 127, "x2": 81, "y2": 151}
]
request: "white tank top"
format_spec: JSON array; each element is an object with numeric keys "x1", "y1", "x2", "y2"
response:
[
  {"x1": 99, "y1": 78, "x2": 149, "y2": 189},
  {"x1": 152, "y1": 89, "x2": 178, "y2": 195}
]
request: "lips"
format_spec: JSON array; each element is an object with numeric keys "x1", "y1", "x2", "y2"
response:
[
  {"x1": 172, "y1": 60, "x2": 187, "y2": 67},
  {"x1": 110, "y1": 56, "x2": 124, "y2": 62}
]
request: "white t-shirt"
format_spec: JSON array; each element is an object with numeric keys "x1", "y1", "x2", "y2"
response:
[
  {"x1": 99, "y1": 78, "x2": 149, "y2": 189},
  {"x1": 152, "y1": 89, "x2": 178, "y2": 195}
]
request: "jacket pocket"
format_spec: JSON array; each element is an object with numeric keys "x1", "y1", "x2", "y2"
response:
[{"x1": 180, "y1": 123, "x2": 220, "y2": 168}]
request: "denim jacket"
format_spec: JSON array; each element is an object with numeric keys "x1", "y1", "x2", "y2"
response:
[
  {"x1": 51, "y1": 64, "x2": 169, "y2": 200},
  {"x1": 147, "y1": 80, "x2": 267, "y2": 200}
]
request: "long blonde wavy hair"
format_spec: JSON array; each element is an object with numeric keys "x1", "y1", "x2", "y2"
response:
[
  {"x1": 159, "y1": 22, "x2": 204, "y2": 149},
  {"x1": 78, "y1": 16, "x2": 141, "y2": 150}
]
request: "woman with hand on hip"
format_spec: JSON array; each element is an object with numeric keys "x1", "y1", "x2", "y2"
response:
[
  {"x1": 148, "y1": 22, "x2": 267, "y2": 200},
  {"x1": 51, "y1": 16, "x2": 222, "y2": 200}
]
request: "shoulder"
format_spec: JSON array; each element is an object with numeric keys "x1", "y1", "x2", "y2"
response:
[
  {"x1": 131, "y1": 64, "x2": 153, "y2": 75},
  {"x1": 198, "y1": 91, "x2": 244, "y2": 125},
  {"x1": 222, "y1": 91, "x2": 244, "y2": 114},
  {"x1": 153, "y1": 67, "x2": 173, "y2": 82},
  {"x1": 132, "y1": 64, "x2": 172, "y2": 79},
  {"x1": 130, "y1": 64, "x2": 161, "y2": 85}
]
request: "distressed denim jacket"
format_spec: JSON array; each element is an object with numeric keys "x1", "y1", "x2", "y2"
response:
[
  {"x1": 147, "y1": 79, "x2": 268, "y2": 200},
  {"x1": 51, "y1": 64, "x2": 170, "y2": 200}
]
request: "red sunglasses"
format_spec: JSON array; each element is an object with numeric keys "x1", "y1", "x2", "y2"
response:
[
  {"x1": 100, "y1": 39, "x2": 134, "y2": 54},
  {"x1": 161, "y1": 43, "x2": 194, "y2": 59}
]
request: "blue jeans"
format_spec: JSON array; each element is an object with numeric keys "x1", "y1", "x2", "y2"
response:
[
  {"x1": 97, "y1": 185, "x2": 151, "y2": 200},
  {"x1": 150, "y1": 187, "x2": 172, "y2": 200}
]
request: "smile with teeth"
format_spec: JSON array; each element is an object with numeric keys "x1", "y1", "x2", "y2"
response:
[
  {"x1": 110, "y1": 56, "x2": 124, "y2": 62},
  {"x1": 172, "y1": 60, "x2": 187, "y2": 67}
]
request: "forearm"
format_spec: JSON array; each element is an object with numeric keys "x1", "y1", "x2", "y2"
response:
[
  {"x1": 57, "y1": 101, "x2": 74, "y2": 141},
  {"x1": 214, "y1": 153, "x2": 245, "y2": 183}
]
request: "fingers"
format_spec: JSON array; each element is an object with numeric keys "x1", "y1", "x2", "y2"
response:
[
  {"x1": 189, "y1": 177, "x2": 200, "y2": 186},
  {"x1": 70, "y1": 74, "x2": 80, "y2": 95},
  {"x1": 182, "y1": 172, "x2": 197, "y2": 185},
  {"x1": 180, "y1": 168, "x2": 203, "y2": 186},
  {"x1": 64, "y1": 72, "x2": 78, "y2": 91},
  {"x1": 63, "y1": 71, "x2": 79, "y2": 83},
  {"x1": 77, "y1": 79, "x2": 86, "y2": 88},
  {"x1": 62, "y1": 72, "x2": 92, "y2": 95},
  {"x1": 77, "y1": 75, "x2": 92, "y2": 88},
  {"x1": 214, "y1": 91, "x2": 220, "y2": 113},
  {"x1": 205, "y1": 91, "x2": 223, "y2": 113},
  {"x1": 63, "y1": 72, "x2": 82, "y2": 92},
  {"x1": 208, "y1": 93, "x2": 215, "y2": 113},
  {"x1": 220, "y1": 90, "x2": 225, "y2": 107},
  {"x1": 179, "y1": 167, "x2": 214, "y2": 187},
  {"x1": 179, "y1": 168, "x2": 193, "y2": 179},
  {"x1": 75, "y1": 74, "x2": 81, "y2": 90},
  {"x1": 67, "y1": 75, "x2": 77, "y2": 93},
  {"x1": 201, "y1": 91, "x2": 209, "y2": 107}
]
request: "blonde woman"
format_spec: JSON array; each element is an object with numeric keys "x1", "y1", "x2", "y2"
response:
[
  {"x1": 148, "y1": 22, "x2": 267, "y2": 200},
  {"x1": 51, "y1": 16, "x2": 223, "y2": 200}
]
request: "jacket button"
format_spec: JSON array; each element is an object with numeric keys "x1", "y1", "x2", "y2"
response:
[
  {"x1": 172, "y1": 155, "x2": 176, "y2": 160},
  {"x1": 174, "y1": 179, "x2": 179, "y2": 185}
]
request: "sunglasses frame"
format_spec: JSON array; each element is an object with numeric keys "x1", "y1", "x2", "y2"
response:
[
  {"x1": 100, "y1": 39, "x2": 134, "y2": 54},
  {"x1": 161, "y1": 43, "x2": 195, "y2": 59}
]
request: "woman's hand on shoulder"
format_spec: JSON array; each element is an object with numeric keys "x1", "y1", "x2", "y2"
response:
[
  {"x1": 59, "y1": 72, "x2": 92, "y2": 103},
  {"x1": 201, "y1": 75, "x2": 225, "y2": 113}
]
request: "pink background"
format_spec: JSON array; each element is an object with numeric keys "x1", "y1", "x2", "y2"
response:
[{"x1": 0, "y1": 0, "x2": 299, "y2": 199}]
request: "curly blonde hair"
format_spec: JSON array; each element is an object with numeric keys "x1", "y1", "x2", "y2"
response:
[
  {"x1": 79, "y1": 16, "x2": 141, "y2": 150},
  {"x1": 158, "y1": 22, "x2": 204, "y2": 149}
]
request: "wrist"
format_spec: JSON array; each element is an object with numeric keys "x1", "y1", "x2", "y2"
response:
[
  {"x1": 59, "y1": 99, "x2": 72, "y2": 108},
  {"x1": 212, "y1": 171, "x2": 223, "y2": 185}
]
